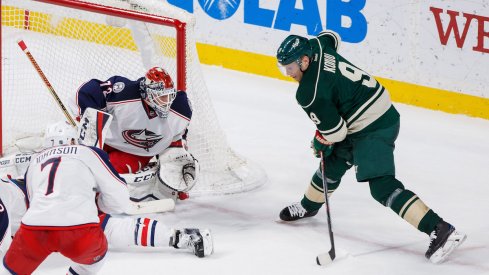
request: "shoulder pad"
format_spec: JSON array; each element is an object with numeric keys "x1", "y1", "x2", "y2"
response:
[
  {"x1": 170, "y1": 91, "x2": 192, "y2": 120},
  {"x1": 105, "y1": 76, "x2": 142, "y2": 102},
  {"x1": 86, "y1": 146, "x2": 126, "y2": 183},
  {"x1": 317, "y1": 30, "x2": 341, "y2": 51},
  {"x1": 87, "y1": 146, "x2": 109, "y2": 159}
]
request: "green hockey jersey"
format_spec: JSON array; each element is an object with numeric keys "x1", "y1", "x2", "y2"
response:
[{"x1": 296, "y1": 31, "x2": 399, "y2": 142}]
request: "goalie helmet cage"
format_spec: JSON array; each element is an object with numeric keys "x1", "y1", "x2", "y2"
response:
[{"x1": 0, "y1": 0, "x2": 266, "y2": 196}]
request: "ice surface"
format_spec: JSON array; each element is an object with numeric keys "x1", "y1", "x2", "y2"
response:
[{"x1": 32, "y1": 65, "x2": 489, "y2": 275}]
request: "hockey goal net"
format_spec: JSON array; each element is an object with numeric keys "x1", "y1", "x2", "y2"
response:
[{"x1": 1, "y1": 0, "x2": 266, "y2": 195}]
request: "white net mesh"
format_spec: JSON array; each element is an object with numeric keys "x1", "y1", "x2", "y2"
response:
[{"x1": 1, "y1": 0, "x2": 266, "y2": 195}]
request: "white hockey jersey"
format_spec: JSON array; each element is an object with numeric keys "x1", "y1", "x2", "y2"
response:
[
  {"x1": 0, "y1": 196, "x2": 10, "y2": 256},
  {"x1": 22, "y1": 145, "x2": 130, "y2": 229},
  {"x1": 74, "y1": 76, "x2": 192, "y2": 157},
  {"x1": 0, "y1": 178, "x2": 28, "y2": 254}
]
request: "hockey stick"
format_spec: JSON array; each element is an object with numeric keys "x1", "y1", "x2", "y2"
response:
[
  {"x1": 316, "y1": 150, "x2": 336, "y2": 266},
  {"x1": 126, "y1": 198, "x2": 175, "y2": 215},
  {"x1": 17, "y1": 40, "x2": 77, "y2": 127}
]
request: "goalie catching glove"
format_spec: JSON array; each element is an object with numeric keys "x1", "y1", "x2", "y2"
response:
[
  {"x1": 157, "y1": 141, "x2": 199, "y2": 193},
  {"x1": 312, "y1": 130, "x2": 334, "y2": 158}
]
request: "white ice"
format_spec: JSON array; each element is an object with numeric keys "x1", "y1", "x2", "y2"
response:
[{"x1": 33, "y1": 65, "x2": 489, "y2": 275}]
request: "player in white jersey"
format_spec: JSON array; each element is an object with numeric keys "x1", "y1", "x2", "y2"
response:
[
  {"x1": 3, "y1": 121, "x2": 131, "y2": 274},
  {"x1": 0, "y1": 122, "x2": 213, "y2": 274},
  {"x1": 74, "y1": 67, "x2": 198, "y2": 200},
  {"x1": 0, "y1": 177, "x2": 213, "y2": 262}
]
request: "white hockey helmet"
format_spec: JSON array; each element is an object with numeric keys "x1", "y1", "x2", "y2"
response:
[
  {"x1": 140, "y1": 67, "x2": 177, "y2": 118},
  {"x1": 43, "y1": 121, "x2": 78, "y2": 148}
]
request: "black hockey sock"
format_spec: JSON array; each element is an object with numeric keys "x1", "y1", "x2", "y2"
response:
[{"x1": 301, "y1": 195, "x2": 323, "y2": 212}]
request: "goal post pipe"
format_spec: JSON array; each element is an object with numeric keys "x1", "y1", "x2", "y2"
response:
[
  {"x1": 35, "y1": 0, "x2": 187, "y2": 91},
  {"x1": 17, "y1": 40, "x2": 77, "y2": 127}
]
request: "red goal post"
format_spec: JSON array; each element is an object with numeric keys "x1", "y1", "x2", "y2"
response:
[{"x1": 1, "y1": 0, "x2": 266, "y2": 195}]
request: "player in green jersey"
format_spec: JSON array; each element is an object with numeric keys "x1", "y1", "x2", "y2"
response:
[{"x1": 276, "y1": 31, "x2": 466, "y2": 264}]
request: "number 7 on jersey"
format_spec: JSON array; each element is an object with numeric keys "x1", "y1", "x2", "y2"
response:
[{"x1": 41, "y1": 157, "x2": 62, "y2": 195}]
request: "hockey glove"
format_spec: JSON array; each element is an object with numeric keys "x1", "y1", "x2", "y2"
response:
[
  {"x1": 158, "y1": 143, "x2": 200, "y2": 193},
  {"x1": 312, "y1": 130, "x2": 334, "y2": 158}
]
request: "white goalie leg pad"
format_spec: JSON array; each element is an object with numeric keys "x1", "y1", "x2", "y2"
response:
[
  {"x1": 120, "y1": 163, "x2": 158, "y2": 201},
  {"x1": 0, "y1": 154, "x2": 19, "y2": 178},
  {"x1": 157, "y1": 147, "x2": 200, "y2": 193},
  {"x1": 14, "y1": 136, "x2": 43, "y2": 153},
  {"x1": 0, "y1": 153, "x2": 35, "y2": 178},
  {"x1": 126, "y1": 199, "x2": 175, "y2": 215},
  {"x1": 77, "y1": 107, "x2": 113, "y2": 149},
  {"x1": 121, "y1": 162, "x2": 178, "y2": 201}
]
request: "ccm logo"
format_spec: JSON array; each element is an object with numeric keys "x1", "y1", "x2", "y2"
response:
[{"x1": 134, "y1": 172, "x2": 156, "y2": 182}]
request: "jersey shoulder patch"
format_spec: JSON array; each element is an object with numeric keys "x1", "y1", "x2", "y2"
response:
[
  {"x1": 105, "y1": 76, "x2": 143, "y2": 103},
  {"x1": 170, "y1": 91, "x2": 192, "y2": 120}
]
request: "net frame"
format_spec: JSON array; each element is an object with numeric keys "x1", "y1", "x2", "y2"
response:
[{"x1": 1, "y1": 0, "x2": 266, "y2": 195}]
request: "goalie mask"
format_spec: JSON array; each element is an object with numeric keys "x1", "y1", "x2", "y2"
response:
[
  {"x1": 43, "y1": 121, "x2": 78, "y2": 148},
  {"x1": 140, "y1": 67, "x2": 177, "y2": 118}
]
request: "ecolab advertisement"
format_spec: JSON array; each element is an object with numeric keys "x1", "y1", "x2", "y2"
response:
[{"x1": 164, "y1": 0, "x2": 488, "y2": 100}]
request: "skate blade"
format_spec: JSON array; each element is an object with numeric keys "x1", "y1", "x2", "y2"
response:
[
  {"x1": 201, "y1": 229, "x2": 214, "y2": 257},
  {"x1": 430, "y1": 231, "x2": 467, "y2": 264}
]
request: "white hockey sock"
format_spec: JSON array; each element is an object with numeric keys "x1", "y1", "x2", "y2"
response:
[
  {"x1": 104, "y1": 216, "x2": 171, "y2": 249},
  {"x1": 134, "y1": 217, "x2": 171, "y2": 247}
]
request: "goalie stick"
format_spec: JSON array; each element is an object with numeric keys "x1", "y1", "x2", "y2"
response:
[
  {"x1": 316, "y1": 150, "x2": 336, "y2": 266},
  {"x1": 126, "y1": 198, "x2": 175, "y2": 215},
  {"x1": 17, "y1": 39, "x2": 77, "y2": 127}
]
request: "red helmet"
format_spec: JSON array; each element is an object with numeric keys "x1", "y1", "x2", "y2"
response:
[{"x1": 141, "y1": 67, "x2": 177, "y2": 118}]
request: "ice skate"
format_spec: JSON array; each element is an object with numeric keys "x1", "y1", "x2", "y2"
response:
[
  {"x1": 170, "y1": 228, "x2": 214, "y2": 258},
  {"x1": 279, "y1": 202, "x2": 318, "y2": 221},
  {"x1": 425, "y1": 220, "x2": 466, "y2": 264}
]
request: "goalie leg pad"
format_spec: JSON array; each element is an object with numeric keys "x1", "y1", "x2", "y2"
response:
[
  {"x1": 121, "y1": 164, "x2": 158, "y2": 201},
  {"x1": 121, "y1": 163, "x2": 177, "y2": 201}
]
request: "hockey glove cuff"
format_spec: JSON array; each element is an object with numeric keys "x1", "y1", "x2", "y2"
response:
[{"x1": 312, "y1": 130, "x2": 334, "y2": 158}]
